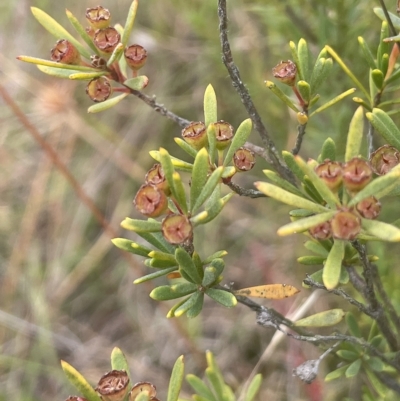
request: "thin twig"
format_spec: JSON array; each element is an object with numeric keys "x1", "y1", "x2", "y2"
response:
[
  {"x1": 223, "y1": 180, "x2": 266, "y2": 198},
  {"x1": 244, "y1": 141, "x2": 272, "y2": 163},
  {"x1": 291, "y1": 122, "x2": 308, "y2": 155},
  {"x1": 378, "y1": 0, "x2": 398, "y2": 37},
  {"x1": 367, "y1": 123, "x2": 375, "y2": 157},
  {"x1": 217, "y1": 0, "x2": 295, "y2": 184}
]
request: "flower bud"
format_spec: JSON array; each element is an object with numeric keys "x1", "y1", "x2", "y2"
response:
[
  {"x1": 297, "y1": 111, "x2": 308, "y2": 125},
  {"x1": 86, "y1": 6, "x2": 111, "y2": 29},
  {"x1": 315, "y1": 160, "x2": 343, "y2": 191},
  {"x1": 233, "y1": 147, "x2": 256, "y2": 172},
  {"x1": 292, "y1": 359, "x2": 319, "y2": 384},
  {"x1": 214, "y1": 121, "x2": 234, "y2": 150},
  {"x1": 369, "y1": 145, "x2": 400, "y2": 175},
  {"x1": 86, "y1": 77, "x2": 113, "y2": 102},
  {"x1": 96, "y1": 370, "x2": 130, "y2": 401},
  {"x1": 342, "y1": 157, "x2": 372, "y2": 193},
  {"x1": 50, "y1": 39, "x2": 81, "y2": 65},
  {"x1": 331, "y1": 210, "x2": 361, "y2": 240},
  {"x1": 129, "y1": 382, "x2": 157, "y2": 401},
  {"x1": 93, "y1": 27, "x2": 121, "y2": 53},
  {"x1": 90, "y1": 55, "x2": 107, "y2": 69},
  {"x1": 134, "y1": 184, "x2": 168, "y2": 217},
  {"x1": 309, "y1": 221, "x2": 332, "y2": 240},
  {"x1": 145, "y1": 164, "x2": 170, "y2": 195},
  {"x1": 181, "y1": 121, "x2": 208, "y2": 150},
  {"x1": 124, "y1": 44, "x2": 148, "y2": 71},
  {"x1": 272, "y1": 60, "x2": 297, "y2": 86},
  {"x1": 162, "y1": 214, "x2": 193, "y2": 245},
  {"x1": 356, "y1": 196, "x2": 381, "y2": 220}
]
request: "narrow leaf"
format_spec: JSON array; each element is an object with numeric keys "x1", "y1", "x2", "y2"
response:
[
  {"x1": 357, "y1": 36, "x2": 377, "y2": 70},
  {"x1": 263, "y1": 169, "x2": 306, "y2": 197},
  {"x1": 167, "y1": 356, "x2": 185, "y2": 401},
  {"x1": 148, "y1": 251, "x2": 176, "y2": 262},
  {"x1": 36, "y1": 65, "x2": 84, "y2": 79},
  {"x1": 322, "y1": 240, "x2": 345, "y2": 290},
  {"x1": 265, "y1": 81, "x2": 300, "y2": 112},
  {"x1": 277, "y1": 211, "x2": 335, "y2": 236},
  {"x1": 186, "y1": 374, "x2": 217, "y2": 401},
  {"x1": 297, "y1": 80, "x2": 311, "y2": 103},
  {"x1": 374, "y1": 7, "x2": 400, "y2": 30},
  {"x1": 111, "y1": 348, "x2": 131, "y2": 381},
  {"x1": 18, "y1": 55, "x2": 97, "y2": 71},
  {"x1": 310, "y1": 58, "x2": 332, "y2": 95},
  {"x1": 294, "y1": 309, "x2": 345, "y2": 327},
  {"x1": 361, "y1": 218, "x2": 400, "y2": 242},
  {"x1": 309, "y1": 88, "x2": 356, "y2": 117},
  {"x1": 190, "y1": 148, "x2": 210, "y2": 212},
  {"x1": 111, "y1": 238, "x2": 151, "y2": 257},
  {"x1": 282, "y1": 151, "x2": 305, "y2": 182},
  {"x1": 371, "y1": 69, "x2": 384, "y2": 89},
  {"x1": 194, "y1": 193, "x2": 233, "y2": 225},
  {"x1": 174, "y1": 137, "x2": 198, "y2": 158},
  {"x1": 206, "y1": 288, "x2": 237, "y2": 307},
  {"x1": 254, "y1": 182, "x2": 328, "y2": 213},
  {"x1": 150, "y1": 151, "x2": 193, "y2": 172},
  {"x1": 345, "y1": 106, "x2": 364, "y2": 162},
  {"x1": 207, "y1": 125, "x2": 217, "y2": 164},
  {"x1": 304, "y1": 240, "x2": 330, "y2": 256},
  {"x1": 175, "y1": 247, "x2": 202, "y2": 284},
  {"x1": 297, "y1": 255, "x2": 326, "y2": 265},
  {"x1": 31, "y1": 7, "x2": 91, "y2": 59},
  {"x1": 137, "y1": 231, "x2": 175, "y2": 253},
  {"x1": 223, "y1": 119, "x2": 252, "y2": 166},
  {"x1": 325, "y1": 365, "x2": 349, "y2": 382},
  {"x1": 319, "y1": 137, "x2": 336, "y2": 162},
  {"x1": 345, "y1": 359, "x2": 362, "y2": 378},
  {"x1": 192, "y1": 167, "x2": 223, "y2": 213},
  {"x1": 297, "y1": 38, "x2": 310, "y2": 81},
  {"x1": 234, "y1": 284, "x2": 300, "y2": 299},
  {"x1": 150, "y1": 283, "x2": 197, "y2": 301},
  {"x1": 124, "y1": 76, "x2": 149, "y2": 91},
  {"x1": 61, "y1": 360, "x2": 102, "y2": 401},
  {"x1": 121, "y1": 218, "x2": 162, "y2": 233},
  {"x1": 186, "y1": 292, "x2": 204, "y2": 318},
  {"x1": 245, "y1": 374, "x2": 263, "y2": 401},
  {"x1": 174, "y1": 292, "x2": 202, "y2": 317},
  {"x1": 88, "y1": 94, "x2": 129, "y2": 113},
  {"x1": 121, "y1": 0, "x2": 139, "y2": 47},
  {"x1": 366, "y1": 108, "x2": 400, "y2": 149},
  {"x1": 204, "y1": 84, "x2": 217, "y2": 126},
  {"x1": 133, "y1": 266, "x2": 177, "y2": 284},
  {"x1": 69, "y1": 71, "x2": 106, "y2": 80},
  {"x1": 107, "y1": 43, "x2": 124, "y2": 67},
  {"x1": 289, "y1": 41, "x2": 303, "y2": 80},
  {"x1": 172, "y1": 172, "x2": 188, "y2": 214}
]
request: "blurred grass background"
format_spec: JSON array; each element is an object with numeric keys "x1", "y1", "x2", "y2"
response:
[{"x1": 1, "y1": 0, "x2": 400, "y2": 400}]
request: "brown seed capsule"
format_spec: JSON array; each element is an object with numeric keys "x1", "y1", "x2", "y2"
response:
[
  {"x1": 315, "y1": 160, "x2": 343, "y2": 191},
  {"x1": 233, "y1": 147, "x2": 256, "y2": 172},
  {"x1": 342, "y1": 157, "x2": 372, "y2": 193},
  {"x1": 356, "y1": 196, "x2": 381, "y2": 220},
  {"x1": 292, "y1": 359, "x2": 319, "y2": 384},
  {"x1": 145, "y1": 164, "x2": 170, "y2": 195},
  {"x1": 129, "y1": 382, "x2": 157, "y2": 401},
  {"x1": 50, "y1": 39, "x2": 81, "y2": 65},
  {"x1": 309, "y1": 221, "x2": 332, "y2": 240},
  {"x1": 369, "y1": 145, "x2": 400, "y2": 175},
  {"x1": 181, "y1": 121, "x2": 208, "y2": 150},
  {"x1": 214, "y1": 121, "x2": 234, "y2": 150},
  {"x1": 134, "y1": 184, "x2": 168, "y2": 217},
  {"x1": 331, "y1": 211, "x2": 361, "y2": 240},
  {"x1": 96, "y1": 370, "x2": 130, "y2": 401},
  {"x1": 272, "y1": 60, "x2": 297, "y2": 86},
  {"x1": 90, "y1": 55, "x2": 107, "y2": 69},
  {"x1": 124, "y1": 44, "x2": 148, "y2": 71},
  {"x1": 86, "y1": 77, "x2": 113, "y2": 102},
  {"x1": 93, "y1": 27, "x2": 121, "y2": 53},
  {"x1": 86, "y1": 6, "x2": 111, "y2": 29},
  {"x1": 162, "y1": 214, "x2": 193, "y2": 245}
]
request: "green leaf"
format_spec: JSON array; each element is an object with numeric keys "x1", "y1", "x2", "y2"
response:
[
  {"x1": 61, "y1": 360, "x2": 102, "y2": 401},
  {"x1": 205, "y1": 288, "x2": 237, "y2": 307},
  {"x1": 310, "y1": 58, "x2": 333, "y2": 95},
  {"x1": 325, "y1": 45, "x2": 370, "y2": 101},
  {"x1": 357, "y1": 36, "x2": 377, "y2": 70},
  {"x1": 186, "y1": 292, "x2": 204, "y2": 318},
  {"x1": 304, "y1": 240, "x2": 330, "y2": 256},
  {"x1": 297, "y1": 80, "x2": 311, "y2": 103},
  {"x1": 352, "y1": 96, "x2": 372, "y2": 111},
  {"x1": 265, "y1": 81, "x2": 300, "y2": 112},
  {"x1": 137, "y1": 231, "x2": 175, "y2": 253},
  {"x1": 186, "y1": 374, "x2": 217, "y2": 401},
  {"x1": 324, "y1": 365, "x2": 349, "y2": 382},
  {"x1": 194, "y1": 193, "x2": 233, "y2": 225},
  {"x1": 133, "y1": 266, "x2": 177, "y2": 284},
  {"x1": 175, "y1": 248, "x2": 202, "y2": 284},
  {"x1": 167, "y1": 355, "x2": 185, "y2": 401},
  {"x1": 172, "y1": 172, "x2": 188, "y2": 214},
  {"x1": 150, "y1": 283, "x2": 197, "y2": 301},
  {"x1": 124, "y1": 76, "x2": 149, "y2": 91},
  {"x1": 69, "y1": 71, "x2": 107, "y2": 80},
  {"x1": 309, "y1": 88, "x2": 356, "y2": 117},
  {"x1": 345, "y1": 106, "x2": 364, "y2": 162},
  {"x1": 345, "y1": 359, "x2": 362, "y2": 378},
  {"x1": 192, "y1": 167, "x2": 223, "y2": 213},
  {"x1": 371, "y1": 69, "x2": 384, "y2": 90},
  {"x1": 297, "y1": 255, "x2": 326, "y2": 265},
  {"x1": 148, "y1": 250, "x2": 176, "y2": 262},
  {"x1": 282, "y1": 151, "x2": 306, "y2": 182},
  {"x1": 295, "y1": 157, "x2": 340, "y2": 208},
  {"x1": 111, "y1": 347, "x2": 131, "y2": 381},
  {"x1": 366, "y1": 108, "x2": 400, "y2": 149},
  {"x1": 277, "y1": 211, "x2": 335, "y2": 236},
  {"x1": 111, "y1": 238, "x2": 151, "y2": 257},
  {"x1": 289, "y1": 41, "x2": 303, "y2": 80},
  {"x1": 323, "y1": 240, "x2": 345, "y2": 290},
  {"x1": 121, "y1": 0, "x2": 139, "y2": 47},
  {"x1": 367, "y1": 357, "x2": 384, "y2": 372},
  {"x1": 348, "y1": 165, "x2": 400, "y2": 206},
  {"x1": 294, "y1": 309, "x2": 345, "y2": 327},
  {"x1": 174, "y1": 137, "x2": 198, "y2": 158},
  {"x1": 297, "y1": 38, "x2": 310, "y2": 81},
  {"x1": 145, "y1": 258, "x2": 177, "y2": 268},
  {"x1": 263, "y1": 170, "x2": 306, "y2": 197},
  {"x1": 150, "y1": 151, "x2": 193, "y2": 172},
  {"x1": 205, "y1": 368, "x2": 226, "y2": 401},
  {"x1": 107, "y1": 43, "x2": 124, "y2": 67},
  {"x1": 245, "y1": 374, "x2": 263, "y2": 401},
  {"x1": 336, "y1": 350, "x2": 359, "y2": 361},
  {"x1": 204, "y1": 84, "x2": 218, "y2": 126},
  {"x1": 158, "y1": 147, "x2": 176, "y2": 192},
  {"x1": 65, "y1": 8, "x2": 99, "y2": 54},
  {"x1": 17, "y1": 55, "x2": 96, "y2": 71},
  {"x1": 374, "y1": 7, "x2": 400, "y2": 30},
  {"x1": 190, "y1": 148, "x2": 210, "y2": 212},
  {"x1": 346, "y1": 312, "x2": 361, "y2": 337},
  {"x1": 202, "y1": 259, "x2": 225, "y2": 287},
  {"x1": 223, "y1": 119, "x2": 252, "y2": 166},
  {"x1": 254, "y1": 182, "x2": 328, "y2": 213},
  {"x1": 174, "y1": 292, "x2": 202, "y2": 317},
  {"x1": 36, "y1": 65, "x2": 87, "y2": 79},
  {"x1": 319, "y1": 137, "x2": 336, "y2": 162},
  {"x1": 88, "y1": 94, "x2": 129, "y2": 113},
  {"x1": 361, "y1": 218, "x2": 400, "y2": 242},
  {"x1": 31, "y1": 7, "x2": 91, "y2": 59},
  {"x1": 365, "y1": 367, "x2": 386, "y2": 398},
  {"x1": 121, "y1": 218, "x2": 162, "y2": 233}
]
